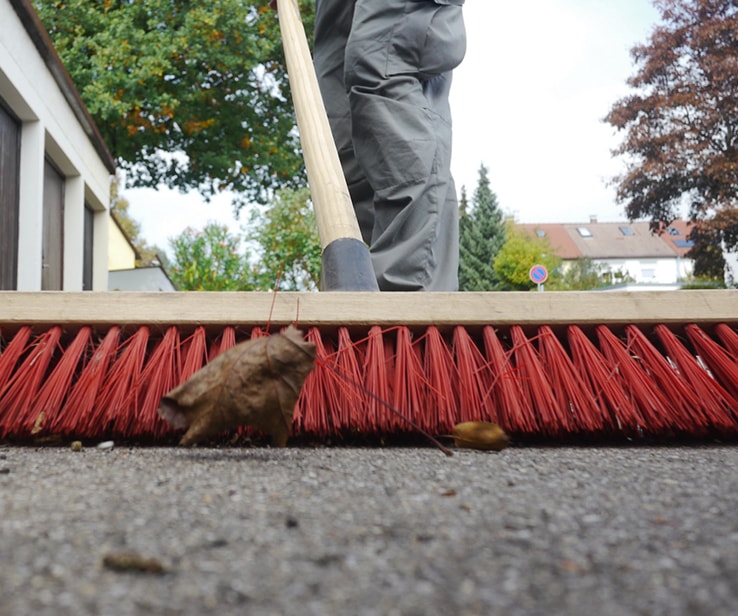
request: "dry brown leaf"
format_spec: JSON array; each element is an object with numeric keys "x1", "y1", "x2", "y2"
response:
[
  {"x1": 31, "y1": 412, "x2": 45, "y2": 435},
  {"x1": 102, "y1": 551, "x2": 166, "y2": 574},
  {"x1": 451, "y1": 421, "x2": 510, "y2": 451},
  {"x1": 158, "y1": 326, "x2": 315, "y2": 446}
]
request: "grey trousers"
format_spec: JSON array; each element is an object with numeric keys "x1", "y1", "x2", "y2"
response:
[{"x1": 313, "y1": 0, "x2": 466, "y2": 291}]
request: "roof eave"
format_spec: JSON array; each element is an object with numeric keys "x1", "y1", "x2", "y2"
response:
[{"x1": 9, "y1": 0, "x2": 116, "y2": 174}]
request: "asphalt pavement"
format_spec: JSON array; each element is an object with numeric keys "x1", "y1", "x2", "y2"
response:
[{"x1": 1, "y1": 444, "x2": 737, "y2": 615}]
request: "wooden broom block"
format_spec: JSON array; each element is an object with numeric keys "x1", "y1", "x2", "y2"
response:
[{"x1": 1, "y1": 291, "x2": 736, "y2": 336}]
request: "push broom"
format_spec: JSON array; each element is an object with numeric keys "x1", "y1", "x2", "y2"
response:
[
  {"x1": 1, "y1": 1, "x2": 738, "y2": 445},
  {"x1": 1, "y1": 291, "x2": 737, "y2": 444}
]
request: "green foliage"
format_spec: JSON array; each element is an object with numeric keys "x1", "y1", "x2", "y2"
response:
[
  {"x1": 248, "y1": 188, "x2": 322, "y2": 291},
  {"x1": 33, "y1": 0, "x2": 315, "y2": 207},
  {"x1": 166, "y1": 188, "x2": 321, "y2": 291},
  {"x1": 168, "y1": 223, "x2": 255, "y2": 291},
  {"x1": 493, "y1": 225, "x2": 561, "y2": 291},
  {"x1": 547, "y1": 258, "x2": 634, "y2": 291},
  {"x1": 686, "y1": 208, "x2": 738, "y2": 282},
  {"x1": 458, "y1": 165, "x2": 506, "y2": 291}
]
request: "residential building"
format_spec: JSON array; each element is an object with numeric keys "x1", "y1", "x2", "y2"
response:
[
  {"x1": 1, "y1": 0, "x2": 175, "y2": 292},
  {"x1": 1, "y1": 0, "x2": 115, "y2": 290},
  {"x1": 517, "y1": 217, "x2": 695, "y2": 286},
  {"x1": 107, "y1": 215, "x2": 175, "y2": 291}
]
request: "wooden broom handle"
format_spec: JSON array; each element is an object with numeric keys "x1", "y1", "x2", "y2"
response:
[{"x1": 276, "y1": 0, "x2": 363, "y2": 249}]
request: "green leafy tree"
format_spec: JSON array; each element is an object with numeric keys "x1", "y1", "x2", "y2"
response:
[
  {"x1": 687, "y1": 207, "x2": 738, "y2": 283},
  {"x1": 248, "y1": 188, "x2": 322, "y2": 291},
  {"x1": 168, "y1": 223, "x2": 255, "y2": 290},
  {"x1": 605, "y1": 0, "x2": 738, "y2": 272},
  {"x1": 34, "y1": 0, "x2": 314, "y2": 207},
  {"x1": 547, "y1": 258, "x2": 634, "y2": 291},
  {"x1": 493, "y1": 225, "x2": 561, "y2": 291},
  {"x1": 459, "y1": 164, "x2": 507, "y2": 290},
  {"x1": 548, "y1": 258, "x2": 606, "y2": 291},
  {"x1": 166, "y1": 188, "x2": 321, "y2": 291}
]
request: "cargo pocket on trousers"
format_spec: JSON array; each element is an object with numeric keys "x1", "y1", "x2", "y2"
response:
[{"x1": 386, "y1": 0, "x2": 466, "y2": 80}]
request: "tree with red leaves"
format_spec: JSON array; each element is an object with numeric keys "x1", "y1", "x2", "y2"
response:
[{"x1": 606, "y1": 0, "x2": 738, "y2": 278}]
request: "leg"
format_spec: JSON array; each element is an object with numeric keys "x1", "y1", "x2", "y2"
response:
[{"x1": 345, "y1": 0, "x2": 466, "y2": 291}]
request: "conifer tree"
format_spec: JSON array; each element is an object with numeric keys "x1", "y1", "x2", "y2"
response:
[{"x1": 458, "y1": 164, "x2": 506, "y2": 291}]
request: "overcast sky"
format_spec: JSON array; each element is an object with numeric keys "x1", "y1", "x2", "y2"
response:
[{"x1": 125, "y1": 0, "x2": 661, "y2": 254}]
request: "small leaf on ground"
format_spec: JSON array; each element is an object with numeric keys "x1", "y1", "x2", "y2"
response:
[
  {"x1": 452, "y1": 421, "x2": 510, "y2": 451},
  {"x1": 102, "y1": 551, "x2": 166, "y2": 574}
]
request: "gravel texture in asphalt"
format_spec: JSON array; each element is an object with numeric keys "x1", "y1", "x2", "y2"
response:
[{"x1": 1, "y1": 444, "x2": 737, "y2": 615}]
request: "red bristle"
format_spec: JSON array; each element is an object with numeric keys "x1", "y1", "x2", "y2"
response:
[
  {"x1": 482, "y1": 326, "x2": 536, "y2": 435},
  {"x1": 407, "y1": 330, "x2": 442, "y2": 433},
  {"x1": 25, "y1": 327, "x2": 92, "y2": 437},
  {"x1": 655, "y1": 325, "x2": 738, "y2": 435},
  {"x1": 345, "y1": 330, "x2": 375, "y2": 433},
  {"x1": 332, "y1": 327, "x2": 367, "y2": 432},
  {"x1": 210, "y1": 326, "x2": 237, "y2": 359},
  {"x1": 116, "y1": 326, "x2": 181, "y2": 440},
  {"x1": 685, "y1": 324, "x2": 738, "y2": 400},
  {"x1": 91, "y1": 326, "x2": 151, "y2": 439},
  {"x1": 366, "y1": 326, "x2": 398, "y2": 434},
  {"x1": 596, "y1": 325, "x2": 675, "y2": 436},
  {"x1": 3, "y1": 318, "x2": 731, "y2": 444},
  {"x1": 716, "y1": 324, "x2": 738, "y2": 357},
  {"x1": 52, "y1": 326, "x2": 121, "y2": 438},
  {"x1": 625, "y1": 326, "x2": 710, "y2": 435},
  {"x1": 509, "y1": 326, "x2": 566, "y2": 437},
  {"x1": 416, "y1": 327, "x2": 440, "y2": 431},
  {"x1": 537, "y1": 326, "x2": 604, "y2": 435},
  {"x1": 0, "y1": 327, "x2": 62, "y2": 439},
  {"x1": 392, "y1": 327, "x2": 425, "y2": 433},
  {"x1": 0, "y1": 326, "x2": 32, "y2": 398},
  {"x1": 297, "y1": 327, "x2": 337, "y2": 436},
  {"x1": 180, "y1": 327, "x2": 208, "y2": 382},
  {"x1": 362, "y1": 325, "x2": 392, "y2": 435},
  {"x1": 250, "y1": 327, "x2": 267, "y2": 339},
  {"x1": 452, "y1": 326, "x2": 493, "y2": 424},
  {"x1": 421, "y1": 326, "x2": 459, "y2": 433},
  {"x1": 567, "y1": 326, "x2": 638, "y2": 435},
  {"x1": 317, "y1": 332, "x2": 340, "y2": 434}
]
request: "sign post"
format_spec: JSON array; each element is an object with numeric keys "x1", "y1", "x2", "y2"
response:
[{"x1": 529, "y1": 264, "x2": 548, "y2": 292}]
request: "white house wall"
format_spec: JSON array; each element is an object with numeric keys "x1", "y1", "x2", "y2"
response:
[
  {"x1": 1, "y1": 0, "x2": 114, "y2": 290},
  {"x1": 15, "y1": 118, "x2": 44, "y2": 288},
  {"x1": 594, "y1": 257, "x2": 691, "y2": 285}
]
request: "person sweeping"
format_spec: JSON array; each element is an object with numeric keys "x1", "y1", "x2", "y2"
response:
[
  {"x1": 154, "y1": 0, "x2": 470, "y2": 446},
  {"x1": 271, "y1": 0, "x2": 467, "y2": 291}
]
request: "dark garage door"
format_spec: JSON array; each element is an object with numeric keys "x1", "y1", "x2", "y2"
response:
[{"x1": 0, "y1": 102, "x2": 20, "y2": 290}]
